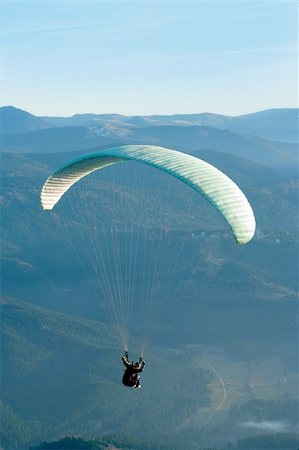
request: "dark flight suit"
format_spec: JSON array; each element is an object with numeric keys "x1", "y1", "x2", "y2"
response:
[{"x1": 122, "y1": 355, "x2": 145, "y2": 387}]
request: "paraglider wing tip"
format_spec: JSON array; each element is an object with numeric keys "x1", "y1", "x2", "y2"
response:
[
  {"x1": 236, "y1": 230, "x2": 255, "y2": 245},
  {"x1": 236, "y1": 239, "x2": 248, "y2": 245},
  {"x1": 40, "y1": 198, "x2": 53, "y2": 211}
]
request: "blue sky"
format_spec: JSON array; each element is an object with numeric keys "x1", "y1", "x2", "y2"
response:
[{"x1": 0, "y1": 0, "x2": 297, "y2": 116}]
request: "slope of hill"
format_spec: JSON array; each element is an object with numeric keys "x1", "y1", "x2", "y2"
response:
[
  {"x1": 1, "y1": 296, "x2": 212, "y2": 449},
  {"x1": 131, "y1": 125, "x2": 297, "y2": 174},
  {"x1": 1, "y1": 123, "x2": 297, "y2": 176},
  {"x1": 0, "y1": 125, "x2": 122, "y2": 153},
  {"x1": 0, "y1": 106, "x2": 51, "y2": 135},
  {"x1": 229, "y1": 108, "x2": 298, "y2": 143},
  {"x1": 1, "y1": 294, "x2": 298, "y2": 449}
]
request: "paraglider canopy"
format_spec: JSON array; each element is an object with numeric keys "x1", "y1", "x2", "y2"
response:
[{"x1": 41, "y1": 145, "x2": 256, "y2": 244}]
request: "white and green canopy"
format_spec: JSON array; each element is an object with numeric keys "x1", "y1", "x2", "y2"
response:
[{"x1": 41, "y1": 145, "x2": 256, "y2": 244}]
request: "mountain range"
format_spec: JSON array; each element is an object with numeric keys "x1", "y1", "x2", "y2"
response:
[
  {"x1": 1, "y1": 106, "x2": 298, "y2": 177},
  {"x1": 1, "y1": 106, "x2": 298, "y2": 143}
]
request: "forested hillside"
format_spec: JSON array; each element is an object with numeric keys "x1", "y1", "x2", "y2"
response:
[{"x1": 0, "y1": 108, "x2": 298, "y2": 449}]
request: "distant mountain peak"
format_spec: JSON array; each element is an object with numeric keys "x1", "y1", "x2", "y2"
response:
[{"x1": 0, "y1": 105, "x2": 51, "y2": 135}]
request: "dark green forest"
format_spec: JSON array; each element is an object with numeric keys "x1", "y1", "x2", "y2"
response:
[{"x1": 28, "y1": 432, "x2": 299, "y2": 450}]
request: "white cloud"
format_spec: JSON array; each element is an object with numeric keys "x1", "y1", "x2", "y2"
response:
[{"x1": 241, "y1": 420, "x2": 289, "y2": 432}]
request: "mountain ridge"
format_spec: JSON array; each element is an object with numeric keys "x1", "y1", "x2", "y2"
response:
[
  {"x1": 1, "y1": 105, "x2": 298, "y2": 143},
  {"x1": 0, "y1": 106, "x2": 51, "y2": 135}
]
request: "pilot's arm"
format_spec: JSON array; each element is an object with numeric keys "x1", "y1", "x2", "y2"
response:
[
  {"x1": 134, "y1": 361, "x2": 145, "y2": 373},
  {"x1": 122, "y1": 355, "x2": 133, "y2": 368}
]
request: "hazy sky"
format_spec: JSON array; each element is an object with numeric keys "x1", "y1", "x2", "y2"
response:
[{"x1": 0, "y1": 0, "x2": 298, "y2": 116}]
